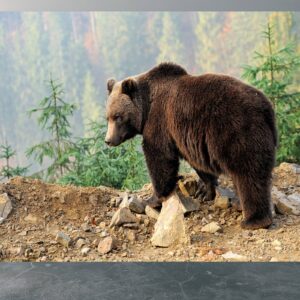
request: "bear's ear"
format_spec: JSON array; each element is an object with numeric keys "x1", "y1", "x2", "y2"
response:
[
  {"x1": 107, "y1": 78, "x2": 116, "y2": 94},
  {"x1": 121, "y1": 78, "x2": 137, "y2": 98}
]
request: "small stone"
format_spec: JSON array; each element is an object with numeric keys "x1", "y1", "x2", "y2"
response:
[
  {"x1": 55, "y1": 232, "x2": 71, "y2": 247},
  {"x1": 272, "y1": 240, "x2": 281, "y2": 247},
  {"x1": 242, "y1": 231, "x2": 253, "y2": 238},
  {"x1": 99, "y1": 222, "x2": 106, "y2": 229},
  {"x1": 39, "y1": 247, "x2": 46, "y2": 254},
  {"x1": 24, "y1": 248, "x2": 33, "y2": 258},
  {"x1": 81, "y1": 247, "x2": 91, "y2": 256},
  {"x1": 97, "y1": 236, "x2": 117, "y2": 254},
  {"x1": 120, "y1": 194, "x2": 145, "y2": 214},
  {"x1": 214, "y1": 197, "x2": 229, "y2": 210},
  {"x1": 81, "y1": 223, "x2": 91, "y2": 232},
  {"x1": 52, "y1": 191, "x2": 65, "y2": 204},
  {"x1": 256, "y1": 239, "x2": 265, "y2": 244},
  {"x1": 145, "y1": 206, "x2": 160, "y2": 220},
  {"x1": 109, "y1": 207, "x2": 138, "y2": 227},
  {"x1": 0, "y1": 193, "x2": 13, "y2": 222},
  {"x1": 270, "y1": 257, "x2": 278, "y2": 262},
  {"x1": 16, "y1": 245, "x2": 25, "y2": 256},
  {"x1": 123, "y1": 223, "x2": 139, "y2": 229},
  {"x1": 144, "y1": 218, "x2": 150, "y2": 226},
  {"x1": 40, "y1": 256, "x2": 47, "y2": 262},
  {"x1": 213, "y1": 248, "x2": 226, "y2": 255},
  {"x1": 24, "y1": 213, "x2": 38, "y2": 224},
  {"x1": 222, "y1": 251, "x2": 248, "y2": 261},
  {"x1": 201, "y1": 217, "x2": 209, "y2": 225},
  {"x1": 75, "y1": 238, "x2": 86, "y2": 249},
  {"x1": 18, "y1": 230, "x2": 27, "y2": 236},
  {"x1": 100, "y1": 230, "x2": 109, "y2": 238},
  {"x1": 201, "y1": 222, "x2": 222, "y2": 234},
  {"x1": 127, "y1": 231, "x2": 136, "y2": 242},
  {"x1": 129, "y1": 196, "x2": 146, "y2": 214},
  {"x1": 219, "y1": 218, "x2": 226, "y2": 225},
  {"x1": 214, "y1": 187, "x2": 232, "y2": 209}
]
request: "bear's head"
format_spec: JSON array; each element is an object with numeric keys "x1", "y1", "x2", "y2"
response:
[{"x1": 105, "y1": 77, "x2": 142, "y2": 146}]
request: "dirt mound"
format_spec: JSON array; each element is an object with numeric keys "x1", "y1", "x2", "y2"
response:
[{"x1": 0, "y1": 163, "x2": 300, "y2": 262}]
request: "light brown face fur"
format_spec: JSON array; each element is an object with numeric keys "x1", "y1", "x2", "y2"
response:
[{"x1": 105, "y1": 79, "x2": 140, "y2": 146}]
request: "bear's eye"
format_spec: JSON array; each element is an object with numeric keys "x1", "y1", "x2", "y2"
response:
[{"x1": 114, "y1": 114, "x2": 122, "y2": 122}]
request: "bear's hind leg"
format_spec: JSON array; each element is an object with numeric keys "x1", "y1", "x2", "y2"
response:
[
  {"x1": 232, "y1": 174, "x2": 273, "y2": 230},
  {"x1": 195, "y1": 170, "x2": 218, "y2": 201}
]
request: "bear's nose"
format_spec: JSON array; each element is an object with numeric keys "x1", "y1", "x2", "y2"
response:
[{"x1": 105, "y1": 139, "x2": 112, "y2": 146}]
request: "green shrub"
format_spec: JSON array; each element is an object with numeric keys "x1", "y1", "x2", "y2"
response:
[{"x1": 59, "y1": 121, "x2": 149, "y2": 190}]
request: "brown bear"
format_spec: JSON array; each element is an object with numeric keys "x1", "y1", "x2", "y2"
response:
[{"x1": 105, "y1": 62, "x2": 277, "y2": 230}]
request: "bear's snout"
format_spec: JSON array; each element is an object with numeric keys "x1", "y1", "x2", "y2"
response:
[{"x1": 105, "y1": 139, "x2": 113, "y2": 146}]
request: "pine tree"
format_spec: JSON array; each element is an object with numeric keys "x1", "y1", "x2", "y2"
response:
[
  {"x1": 242, "y1": 23, "x2": 300, "y2": 163},
  {"x1": 0, "y1": 143, "x2": 28, "y2": 180},
  {"x1": 26, "y1": 77, "x2": 76, "y2": 179}
]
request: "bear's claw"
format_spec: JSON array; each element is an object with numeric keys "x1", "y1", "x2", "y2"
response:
[{"x1": 195, "y1": 181, "x2": 216, "y2": 202}]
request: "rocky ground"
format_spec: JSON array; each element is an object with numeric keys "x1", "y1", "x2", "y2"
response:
[{"x1": 0, "y1": 163, "x2": 300, "y2": 262}]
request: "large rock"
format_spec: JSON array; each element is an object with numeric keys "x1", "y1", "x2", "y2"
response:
[
  {"x1": 272, "y1": 187, "x2": 300, "y2": 215},
  {"x1": 151, "y1": 192, "x2": 188, "y2": 247},
  {"x1": 0, "y1": 193, "x2": 13, "y2": 224},
  {"x1": 109, "y1": 207, "x2": 138, "y2": 227}
]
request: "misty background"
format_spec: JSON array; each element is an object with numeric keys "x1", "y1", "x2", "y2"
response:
[{"x1": 0, "y1": 11, "x2": 299, "y2": 168}]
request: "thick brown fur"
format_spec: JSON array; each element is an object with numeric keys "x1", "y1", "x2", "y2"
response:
[{"x1": 105, "y1": 62, "x2": 277, "y2": 230}]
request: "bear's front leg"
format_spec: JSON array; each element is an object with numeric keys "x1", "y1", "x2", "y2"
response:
[{"x1": 142, "y1": 141, "x2": 179, "y2": 208}]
